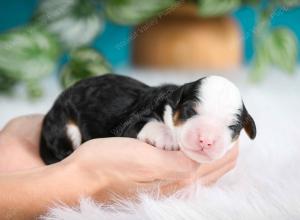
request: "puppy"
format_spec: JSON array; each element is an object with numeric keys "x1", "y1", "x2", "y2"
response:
[{"x1": 40, "y1": 74, "x2": 256, "y2": 164}]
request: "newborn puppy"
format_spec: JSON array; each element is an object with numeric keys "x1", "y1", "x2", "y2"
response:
[{"x1": 40, "y1": 74, "x2": 256, "y2": 164}]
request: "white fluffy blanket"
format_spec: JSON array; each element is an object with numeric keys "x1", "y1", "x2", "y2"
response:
[{"x1": 16, "y1": 70, "x2": 300, "y2": 220}]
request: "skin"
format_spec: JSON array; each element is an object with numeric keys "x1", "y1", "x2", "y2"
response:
[{"x1": 0, "y1": 115, "x2": 239, "y2": 219}]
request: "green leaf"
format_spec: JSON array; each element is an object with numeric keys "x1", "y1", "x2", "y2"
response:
[
  {"x1": 241, "y1": 0, "x2": 260, "y2": 5},
  {"x1": 197, "y1": 0, "x2": 241, "y2": 17},
  {"x1": 26, "y1": 79, "x2": 43, "y2": 99},
  {"x1": 250, "y1": 40, "x2": 270, "y2": 82},
  {"x1": 0, "y1": 71, "x2": 18, "y2": 94},
  {"x1": 280, "y1": 0, "x2": 300, "y2": 7},
  {"x1": 60, "y1": 47, "x2": 112, "y2": 88},
  {"x1": 267, "y1": 28, "x2": 297, "y2": 74},
  {"x1": 105, "y1": 0, "x2": 176, "y2": 25},
  {"x1": 33, "y1": 0, "x2": 103, "y2": 49},
  {"x1": 250, "y1": 28, "x2": 298, "y2": 81},
  {"x1": 0, "y1": 25, "x2": 60, "y2": 97}
]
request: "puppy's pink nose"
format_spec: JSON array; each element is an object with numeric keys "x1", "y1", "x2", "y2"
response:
[{"x1": 199, "y1": 136, "x2": 214, "y2": 149}]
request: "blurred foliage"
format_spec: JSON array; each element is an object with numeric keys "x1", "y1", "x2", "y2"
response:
[
  {"x1": 251, "y1": 28, "x2": 297, "y2": 81},
  {"x1": 0, "y1": 0, "x2": 299, "y2": 99},
  {"x1": 250, "y1": 40, "x2": 269, "y2": 82},
  {"x1": 60, "y1": 47, "x2": 112, "y2": 88},
  {"x1": 250, "y1": 1, "x2": 299, "y2": 81},
  {"x1": 0, "y1": 26, "x2": 60, "y2": 98},
  {"x1": 105, "y1": 0, "x2": 176, "y2": 25},
  {"x1": 0, "y1": 73, "x2": 18, "y2": 94},
  {"x1": 197, "y1": 0, "x2": 241, "y2": 17},
  {"x1": 33, "y1": 0, "x2": 103, "y2": 49},
  {"x1": 0, "y1": 0, "x2": 109, "y2": 99},
  {"x1": 281, "y1": 0, "x2": 300, "y2": 7},
  {"x1": 267, "y1": 29, "x2": 297, "y2": 73}
]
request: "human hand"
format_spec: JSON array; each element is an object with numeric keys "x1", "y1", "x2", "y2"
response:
[
  {"x1": 0, "y1": 114, "x2": 45, "y2": 172},
  {"x1": 66, "y1": 138, "x2": 239, "y2": 201},
  {"x1": 0, "y1": 114, "x2": 238, "y2": 201}
]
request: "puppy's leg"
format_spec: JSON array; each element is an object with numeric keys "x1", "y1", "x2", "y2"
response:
[
  {"x1": 137, "y1": 120, "x2": 179, "y2": 150},
  {"x1": 40, "y1": 115, "x2": 79, "y2": 164}
]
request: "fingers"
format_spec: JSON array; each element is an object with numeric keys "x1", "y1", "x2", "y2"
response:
[
  {"x1": 196, "y1": 141, "x2": 239, "y2": 177},
  {"x1": 158, "y1": 141, "x2": 239, "y2": 195},
  {"x1": 79, "y1": 138, "x2": 199, "y2": 181},
  {"x1": 147, "y1": 148, "x2": 199, "y2": 180},
  {"x1": 108, "y1": 138, "x2": 200, "y2": 180},
  {"x1": 102, "y1": 138, "x2": 238, "y2": 183},
  {"x1": 200, "y1": 159, "x2": 237, "y2": 186},
  {"x1": 159, "y1": 154, "x2": 238, "y2": 195},
  {"x1": 149, "y1": 158, "x2": 236, "y2": 197},
  {"x1": 199, "y1": 143, "x2": 239, "y2": 185}
]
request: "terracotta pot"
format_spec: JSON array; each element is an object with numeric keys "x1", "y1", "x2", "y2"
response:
[{"x1": 132, "y1": 4, "x2": 242, "y2": 70}]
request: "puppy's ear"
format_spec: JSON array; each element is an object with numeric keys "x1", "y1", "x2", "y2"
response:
[
  {"x1": 242, "y1": 106, "x2": 256, "y2": 139},
  {"x1": 169, "y1": 80, "x2": 200, "y2": 108},
  {"x1": 169, "y1": 87, "x2": 184, "y2": 108}
]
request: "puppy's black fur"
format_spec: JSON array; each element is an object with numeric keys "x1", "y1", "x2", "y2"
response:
[
  {"x1": 40, "y1": 74, "x2": 255, "y2": 164},
  {"x1": 41, "y1": 74, "x2": 180, "y2": 164}
]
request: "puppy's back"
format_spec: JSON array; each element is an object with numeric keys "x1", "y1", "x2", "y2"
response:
[{"x1": 40, "y1": 74, "x2": 149, "y2": 164}]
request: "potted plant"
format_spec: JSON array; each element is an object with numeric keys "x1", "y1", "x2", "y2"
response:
[
  {"x1": 129, "y1": 0, "x2": 298, "y2": 81},
  {"x1": 0, "y1": 0, "x2": 298, "y2": 98},
  {"x1": 132, "y1": 3, "x2": 243, "y2": 70}
]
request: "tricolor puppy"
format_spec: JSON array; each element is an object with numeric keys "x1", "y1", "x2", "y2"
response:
[{"x1": 40, "y1": 74, "x2": 256, "y2": 164}]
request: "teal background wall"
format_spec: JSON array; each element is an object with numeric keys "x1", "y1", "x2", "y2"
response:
[{"x1": 0, "y1": 0, "x2": 299, "y2": 67}]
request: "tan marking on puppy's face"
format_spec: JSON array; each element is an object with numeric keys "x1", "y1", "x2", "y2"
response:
[{"x1": 173, "y1": 110, "x2": 183, "y2": 126}]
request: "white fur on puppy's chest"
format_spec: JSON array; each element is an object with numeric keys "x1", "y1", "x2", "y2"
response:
[{"x1": 137, "y1": 120, "x2": 179, "y2": 151}]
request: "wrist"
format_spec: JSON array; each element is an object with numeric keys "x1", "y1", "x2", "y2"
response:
[{"x1": 0, "y1": 160, "x2": 107, "y2": 219}]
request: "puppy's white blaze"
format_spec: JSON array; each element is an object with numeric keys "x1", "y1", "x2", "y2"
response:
[
  {"x1": 66, "y1": 123, "x2": 82, "y2": 149},
  {"x1": 197, "y1": 76, "x2": 242, "y2": 123},
  {"x1": 163, "y1": 105, "x2": 174, "y2": 130}
]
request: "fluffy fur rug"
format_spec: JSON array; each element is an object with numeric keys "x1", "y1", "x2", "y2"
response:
[{"x1": 15, "y1": 70, "x2": 300, "y2": 220}]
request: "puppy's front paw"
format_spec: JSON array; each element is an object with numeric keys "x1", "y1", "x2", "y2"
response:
[
  {"x1": 137, "y1": 121, "x2": 179, "y2": 151},
  {"x1": 149, "y1": 131, "x2": 179, "y2": 151}
]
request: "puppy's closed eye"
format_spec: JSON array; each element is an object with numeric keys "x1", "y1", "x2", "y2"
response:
[
  {"x1": 173, "y1": 102, "x2": 197, "y2": 126},
  {"x1": 179, "y1": 101, "x2": 197, "y2": 121},
  {"x1": 229, "y1": 123, "x2": 243, "y2": 140}
]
